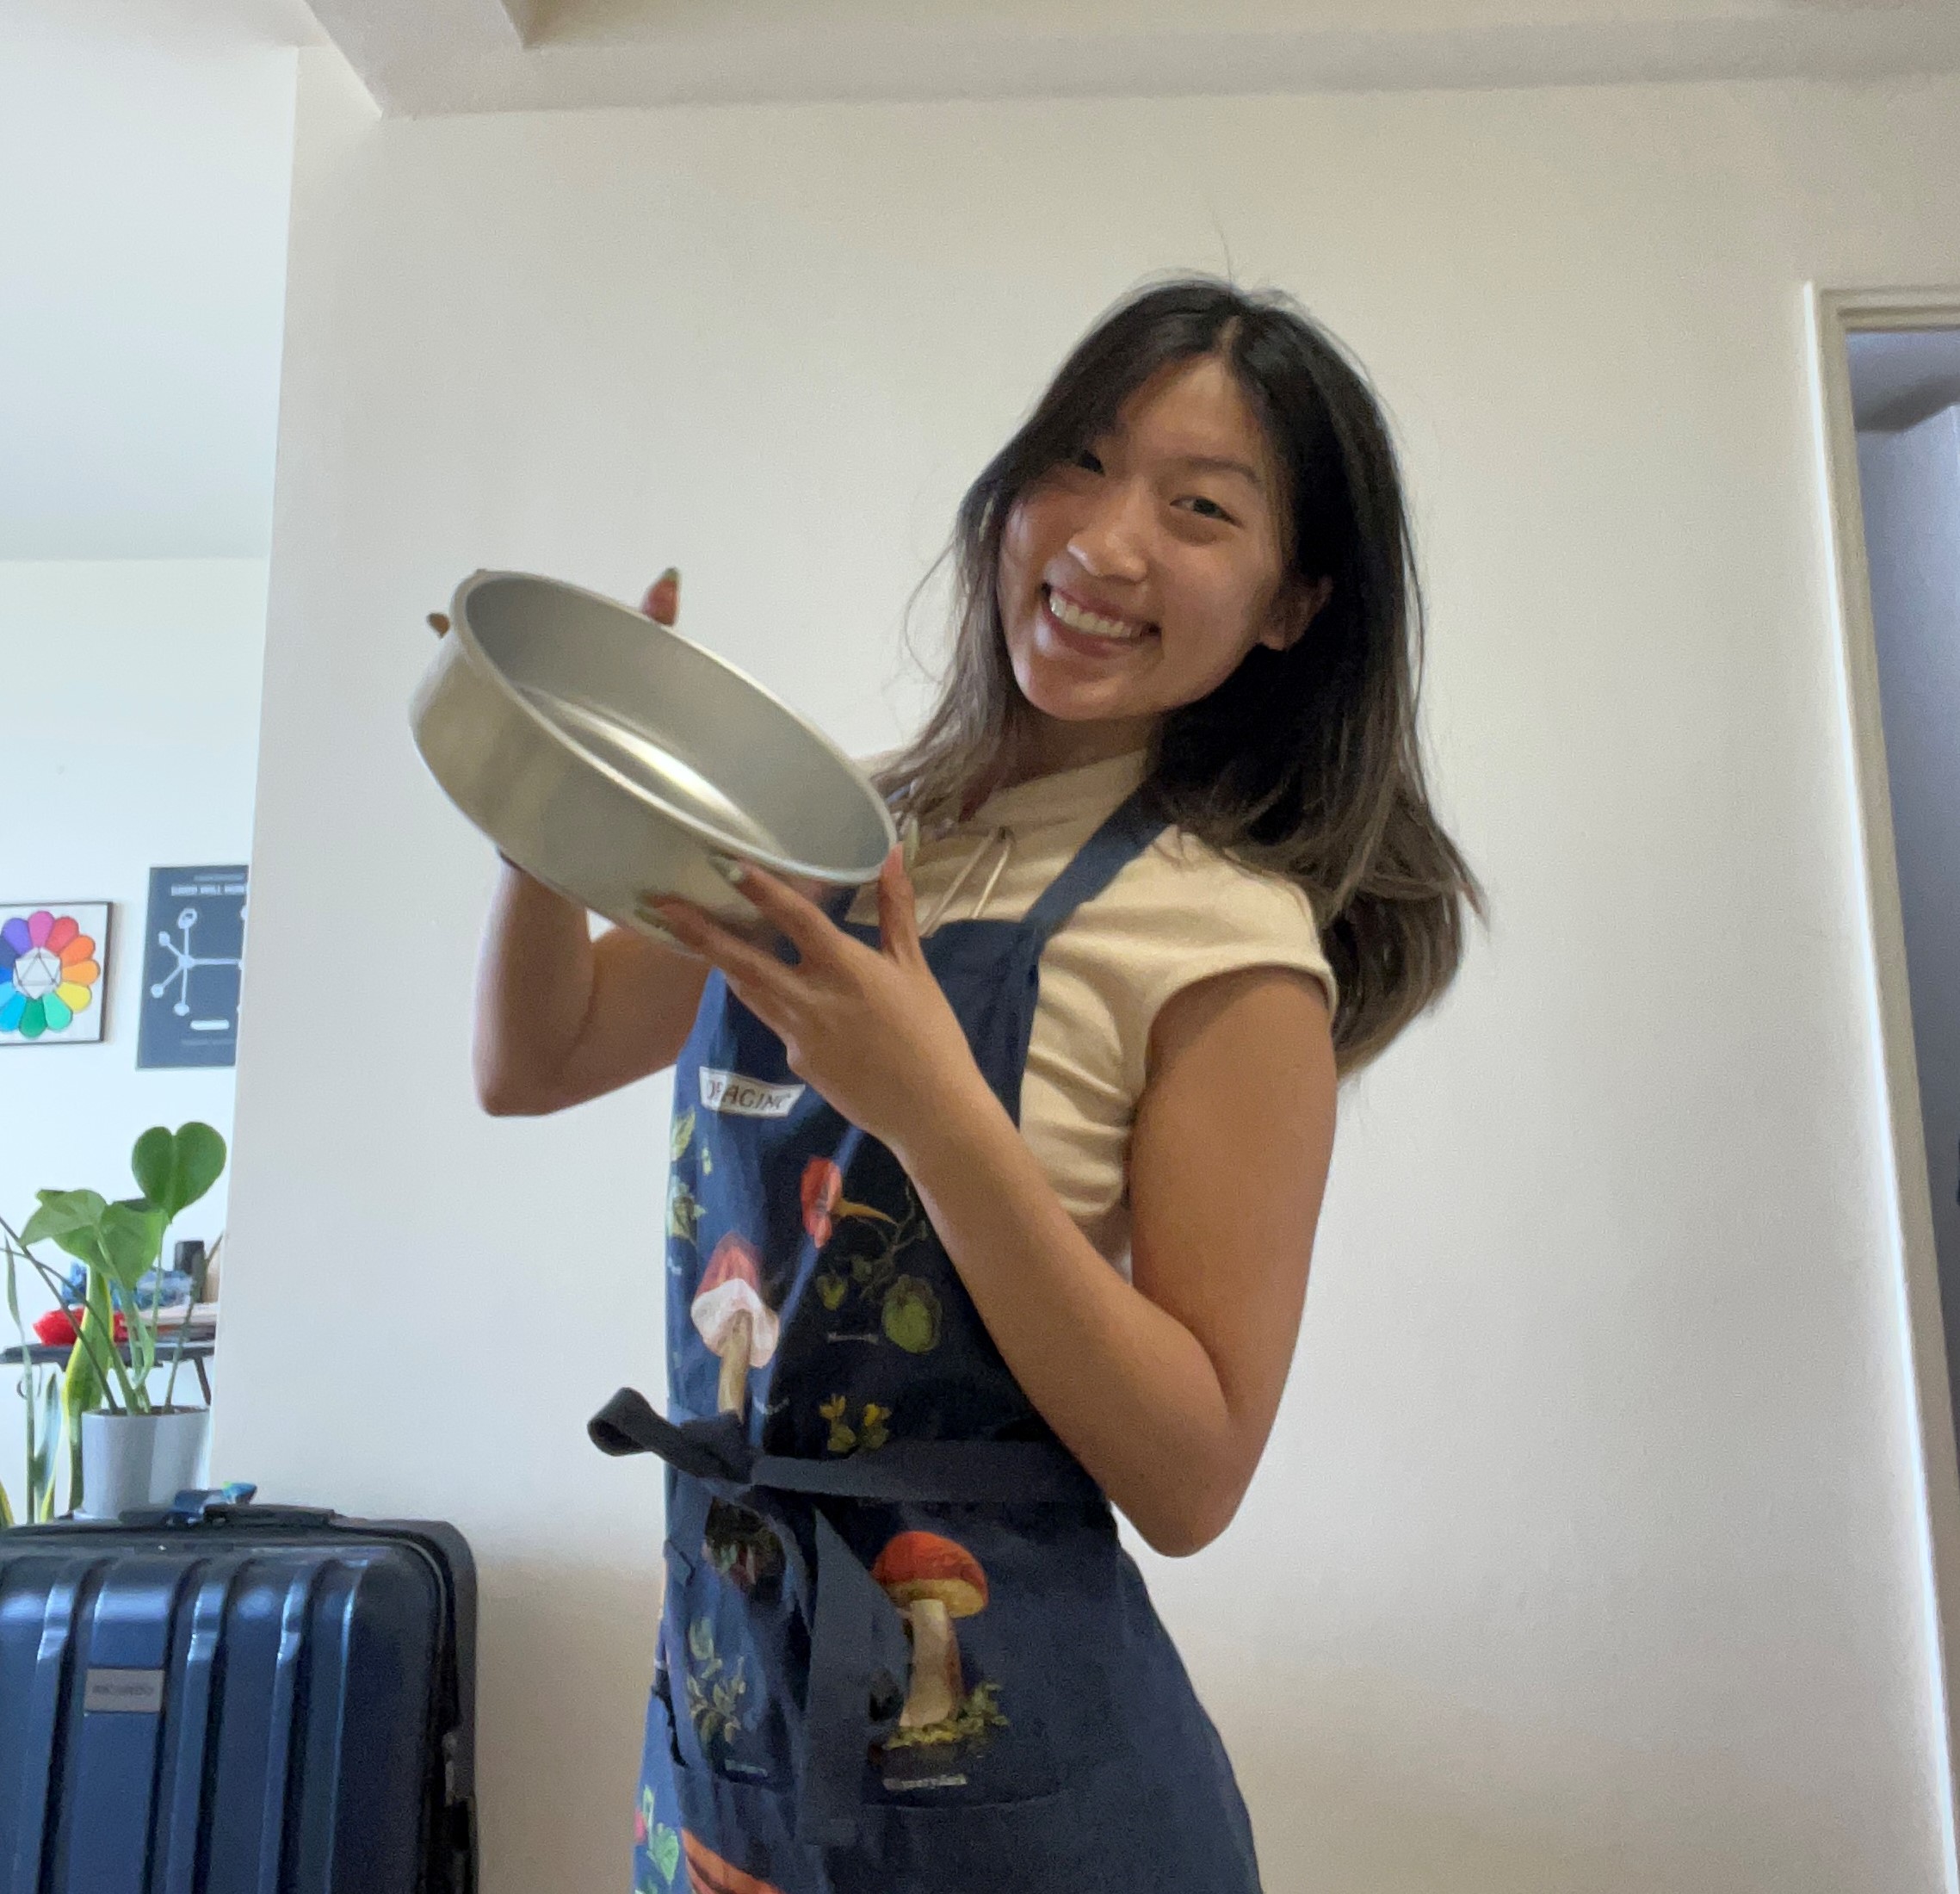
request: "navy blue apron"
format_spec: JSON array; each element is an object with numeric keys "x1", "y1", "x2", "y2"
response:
[{"x1": 590, "y1": 789, "x2": 1264, "y2": 1894}]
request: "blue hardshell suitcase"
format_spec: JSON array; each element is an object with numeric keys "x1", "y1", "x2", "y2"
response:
[{"x1": 0, "y1": 1490, "x2": 476, "y2": 1894}]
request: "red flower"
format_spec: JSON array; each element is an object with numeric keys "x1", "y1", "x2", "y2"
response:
[
  {"x1": 800, "y1": 1159, "x2": 895, "y2": 1247},
  {"x1": 32, "y1": 1307, "x2": 127, "y2": 1346},
  {"x1": 801, "y1": 1159, "x2": 843, "y2": 1246}
]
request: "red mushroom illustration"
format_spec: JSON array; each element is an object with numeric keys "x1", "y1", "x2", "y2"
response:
[
  {"x1": 800, "y1": 1157, "x2": 893, "y2": 1247},
  {"x1": 681, "y1": 1829, "x2": 784, "y2": 1894},
  {"x1": 692, "y1": 1235, "x2": 779, "y2": 1416},
  {"x1": 870, "y1": 1531, "x2": 989, "y2": 1730}
]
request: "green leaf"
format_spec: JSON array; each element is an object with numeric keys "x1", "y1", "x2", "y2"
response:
[
  {"x1": 881, "y1": 1277, "x2": 942, "y2": 1355},
  {"x1": 132, "y1": 1123, "x2": 227, "y2": 1221},
  {"x1": 77, "y1": 1264, "x2": 142, "y2": 1417},
  {"x1": 30, "y1": 1376, "x2": 59, "y2": 1520},
  {"x1": 670, "y1": 1108, "x2": 696, "y2": 1163},
  {"x1": 666, "y1": 1177, "x2": 702, "y2": 1244},
  {"x1": 130, "y1": 1128, "x2": 175, "y2": 1209},
  {"x1": 651, "y1": 1823, "x2": 681, "y2": 1886},
  {"x1": 62, "y1": 1273, "x2": 111, "y2": 1502},
  {"x1": 98, "y1": 1202, "x2": 166, "y2": 1293},
  {"x1": 3, "y1": 1234, "x2": 23, "y2": 1337},
  {"x1": 23, "y1": 1190, "x2": 108, "y2": 1267}
]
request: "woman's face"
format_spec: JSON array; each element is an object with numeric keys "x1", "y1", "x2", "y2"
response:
[{"x1": 998, "y1": 353, "x2": 1332, "y2": 764}]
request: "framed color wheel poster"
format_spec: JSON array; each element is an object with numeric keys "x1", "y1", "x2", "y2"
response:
[{"x1": 0, "y1": 903, "x2": 110, "y2": 1046}]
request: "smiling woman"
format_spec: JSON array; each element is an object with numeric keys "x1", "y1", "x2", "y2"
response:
[
  {"x1": 997, "y1": 353, "x2": 1335, "y2": 760},
  {"x1": 479, "y1": 275, "x2": 1482, "y2": 1894}
]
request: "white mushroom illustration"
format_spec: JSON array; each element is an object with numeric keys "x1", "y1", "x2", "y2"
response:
[
  {"x1": 693, "y1": 1234, "x2": 779, "y2": 1416},
  {"x1": 871, "y1": 1532, "x2": 989, "y2": 1730}
]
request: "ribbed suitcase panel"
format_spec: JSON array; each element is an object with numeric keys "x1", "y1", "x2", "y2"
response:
[{"x1": 0, "y1": 1520, "x2": 471, "y2": 1894}]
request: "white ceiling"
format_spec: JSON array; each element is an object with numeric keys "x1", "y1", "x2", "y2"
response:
[
  {"x1": 6, "y1": 0, "x2": 330, "y2": 55},
  {"x1": 302, "y1": 0, "x2": 1960, "y2": 115}
]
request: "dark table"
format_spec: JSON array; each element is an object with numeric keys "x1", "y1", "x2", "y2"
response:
[{"x1": 3, "y1": 1338, "x2": 213, "y2": 1402}]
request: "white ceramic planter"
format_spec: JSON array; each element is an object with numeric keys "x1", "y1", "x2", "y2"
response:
[{"x1": 76, "y1": 1408, "x2": 210, "y2": 1520}]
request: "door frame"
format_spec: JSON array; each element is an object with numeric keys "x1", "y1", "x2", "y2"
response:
[{"x1": 1808, "y1": 281, "x2": 1960, "y2": 1890}]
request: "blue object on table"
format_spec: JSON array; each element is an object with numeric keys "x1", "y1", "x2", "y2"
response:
[{"x1": 62, "y1": 1260, "x2": 195, "y2": 1313}]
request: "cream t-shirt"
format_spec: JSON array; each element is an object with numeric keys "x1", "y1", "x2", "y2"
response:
[{"x1": 849, "y1": 751, "x2": 1337, "y2": 1277}]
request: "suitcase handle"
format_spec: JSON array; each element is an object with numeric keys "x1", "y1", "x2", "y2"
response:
[
  {"x1": 170, "y1": 1487, "x2": 337, "y2": 1530},
  {"x1": 116, "y1": 1485, "x2": 336, "y2": 1530}
]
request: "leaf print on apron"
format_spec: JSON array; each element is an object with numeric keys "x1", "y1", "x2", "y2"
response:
[{"x1": 594, "y1": 789, "x2": 1267, "y2": 1894}]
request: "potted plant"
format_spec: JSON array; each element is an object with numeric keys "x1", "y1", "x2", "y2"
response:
[{"x1": 0, "y1": 1122, "x2": 226, "y2": 1522}]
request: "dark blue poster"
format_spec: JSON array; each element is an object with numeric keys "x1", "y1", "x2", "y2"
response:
[{"x1": 137, "y1": 864, "x2": 247, "y2": 1069}]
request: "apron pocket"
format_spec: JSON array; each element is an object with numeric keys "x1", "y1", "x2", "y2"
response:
[
  {"x1": 663, "y1": 1529, "x2": 801, "y2": 1794},
  {"x1": 648, "y1": 1681, "x2": 825, "y2": 1894},
  {"x1": 849, "y1": 1789, "x2": 1105, "y2": 1894}
]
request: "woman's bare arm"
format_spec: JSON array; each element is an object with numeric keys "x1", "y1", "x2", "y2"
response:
[
  {"x1": 469, "y1": 565, "x2": 710, "y2": 1116},
  {"x1": 894, "y1": 964, "x2": 1337, "y2": 1555},
  {"x1": 472, "y1": 868, "x2": 709, "y2": 1115}
]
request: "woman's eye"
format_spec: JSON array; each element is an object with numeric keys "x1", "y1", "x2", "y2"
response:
[
  {"x1": 1072, "y1": 448, "x2": 1104, "y2": 474},
  {"x1": 1179, "y1": 495, "x2": 1234, "y2": 523}
]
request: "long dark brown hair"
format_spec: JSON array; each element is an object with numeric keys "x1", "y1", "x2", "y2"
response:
[{"x1": 876, "y1": 275, "x2": 1485, "y2": 1077}]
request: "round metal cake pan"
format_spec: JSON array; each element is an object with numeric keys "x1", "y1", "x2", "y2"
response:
[{"x1": 410, "y1": 570, "x2": 895, "y2": 945}]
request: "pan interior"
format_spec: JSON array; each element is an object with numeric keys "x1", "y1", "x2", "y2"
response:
[
  {"x1": 514, "y1": 687, "x2": 790, "y2": 857},
  {"x1": 464, "y1": 574, "x2": 889, "y2": 876}
]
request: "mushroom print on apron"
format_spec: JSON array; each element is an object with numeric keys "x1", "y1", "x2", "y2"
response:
[{"x1": 591, "y1": 789, "x2": 1267, "y2": 1894}]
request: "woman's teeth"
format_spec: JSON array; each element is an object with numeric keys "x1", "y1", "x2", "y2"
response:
[{"x1": 1046, "y1": 588, "x2": 1149, "y2": 644}]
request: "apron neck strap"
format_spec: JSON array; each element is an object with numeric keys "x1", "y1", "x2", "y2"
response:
[{"x1": 1020, "y1": 787, "x2": 1167, "y2": 948}]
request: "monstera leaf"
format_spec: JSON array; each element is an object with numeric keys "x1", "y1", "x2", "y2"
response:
[
  {"x1": 17, "y1": 1122, "x2": 227, "y2": 1426},
  {"x1": 96, "y1": 1201, "x2": 169, "y2": 1295},
  {"x1": 22, "y1": 1190, "x2": 110, "y2": 1269},
  {"x1": 132, "y1": 1123, "x2": 226, "y2": 1222}
]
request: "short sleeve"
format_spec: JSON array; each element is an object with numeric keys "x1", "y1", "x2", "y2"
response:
[{"x1": 1060, "y1": 831, "x2": 1337, "y2": 1102}]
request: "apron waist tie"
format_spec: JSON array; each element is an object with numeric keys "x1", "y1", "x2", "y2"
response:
[{"x1": 589, "y1": 1385, "x2": 1103, "y2": 1849}]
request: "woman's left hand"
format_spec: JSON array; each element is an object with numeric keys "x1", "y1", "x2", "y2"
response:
[{"x1": 646, "y1": 850, "x2": 986, "y2": 1154}]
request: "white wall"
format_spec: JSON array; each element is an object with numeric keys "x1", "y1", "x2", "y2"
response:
[
  {"x1": 0, "y1": 22, "x2": 297, "y2": 558},
  {"x1": 0, "y1": 560, "x2": 269, "y2": 1493},
  {"x1": 220, "y1": 56, "x2": 1960, "y2": 1894},
  {"x1": 0, "y1": 9, "x2": 296, "y2": 1513},
  {"x1": 1861, "y1": 405, "x2": 1960, "y2": 1449}
]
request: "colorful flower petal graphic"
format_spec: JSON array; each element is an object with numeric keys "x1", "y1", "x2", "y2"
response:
[{"x1": 3, "y1": 911, "x2": 102, "y2": 1040}]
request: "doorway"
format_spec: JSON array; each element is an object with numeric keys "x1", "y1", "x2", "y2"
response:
[{"x1": 1811, "y1": 282, "x2": 1960, "y2": 1870}]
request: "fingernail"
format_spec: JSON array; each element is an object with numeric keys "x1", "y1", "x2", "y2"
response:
[
  {"x1": 642, "y1": 569, "x2": 680, "y2": 621},
  {"x1": 708, "y1": 853, "x2": 749, "y2": 886}
]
